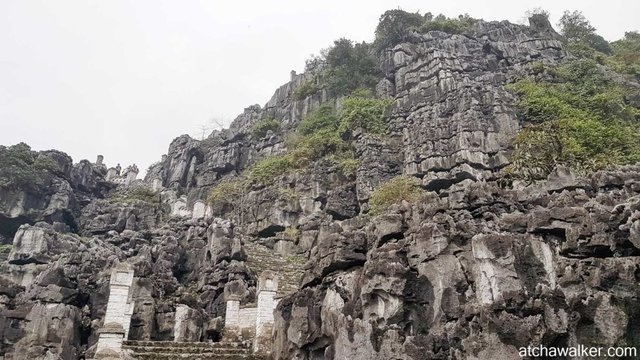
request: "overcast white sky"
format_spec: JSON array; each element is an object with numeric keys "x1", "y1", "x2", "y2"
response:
[{"x1": 1, "y1": 1, "x2": 638, "y2": 173}]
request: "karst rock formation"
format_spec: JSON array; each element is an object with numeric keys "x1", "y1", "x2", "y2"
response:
[{"x1": 1, "y1": 15, "x2": 639, "y2": 360}]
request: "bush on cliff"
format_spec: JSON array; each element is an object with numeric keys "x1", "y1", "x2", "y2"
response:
[
  {"x1": 369, "y1": 176, "x2": 425, "y2": 215},
  {"x1": 558, "y1": 10, "x2": 611, "y2": 54},
  {"x1": 248, "y1": 155, "x2": 295, "y2": 184},
  {"x1": 251, "y1": 118, "x2": 281, "y2": 138},
  {"x1": 609, "y1": 31, "x2": 640, "y2": 78},
  {"x1": 324, "y1": 38, "x2": 382, "y2": 96},
  {"x1": 374, "y1": 9, "x2": 424, "y2": 52},
  {"x1": 374, "y1": 10, "x2": 477, "y2": 52},
  {"x1": 0, "y1": 143, "x2": 57, "y2": 191},
  {"x1": 207, "y1": 178, "x2": 248, "y2": 208},
  {"x1": 242, "y1": 89, "x2": 393, "y2": 185},
  {"x1": 107, "y1": 187, "x2": 160, "y2": 205},
  {"x1": 291, "y1": 80, "x2": 321, "y2": 101},
  {"x1": 338, "y1": 89, "x2": 393, "y2": 136},
  {"x1": 508, "y1": 59, "x2": 640, "y2": 179},
  {"x1": 419, "y1": 13, "x2": 476, "y2": 34}
]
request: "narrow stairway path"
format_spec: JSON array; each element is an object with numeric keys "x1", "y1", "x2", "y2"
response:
[
  {"x1": 122, "y1": 340, "x2": 266, "y2": 360},
  {"x1": 243, "y1": 242, "x2": 305, "y2": 297}
]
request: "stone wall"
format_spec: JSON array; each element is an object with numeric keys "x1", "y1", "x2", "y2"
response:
[{"x1": 224, "y1": 271, "x2": 280, "y2": 355}]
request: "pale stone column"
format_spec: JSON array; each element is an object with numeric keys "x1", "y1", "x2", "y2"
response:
[
  {"x1": 95, "y1": 263, "x2": 135, "y2": 359},
  {"x1": 253, "y1": 271, "x2": 278, "y2": 354},
  {"x1": 125, "y1": 168, "x2": 138, "y2": 186},
  {"x1": 106, "y1": 168, "x2": 118, "y2": 181},
  {"x1": 224, "y1": 295, "x2": 241, "y2": 332},
  {"x1": 152, "y1": 178, "x2": 163, "y2": 191},
  {"x1": 192, "y1": 200, "x2": 206, "y2": 219}
]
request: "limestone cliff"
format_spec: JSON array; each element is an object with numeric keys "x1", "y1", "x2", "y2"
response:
[{"x1": 1, "y1": 14, "x2": 639, "y2": 360}]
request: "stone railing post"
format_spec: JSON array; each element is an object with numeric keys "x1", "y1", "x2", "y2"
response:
[
  {"x1": 94, "y1": 263, "x2": 135, "y2": 359},
  {"x1": 253, "y1": 271, "x2": 278, "y2": 354},
  {"x1": 224, "y1": 294, "x2": 241, "y2": 336}
]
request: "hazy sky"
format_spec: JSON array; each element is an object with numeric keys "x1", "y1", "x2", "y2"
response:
[{"x1": 1, "y1": 1, "x2": 638, "y2": 173}]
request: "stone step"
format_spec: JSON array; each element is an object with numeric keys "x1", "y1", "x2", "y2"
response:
[
  {"x1": 122, "y1": 345, "x2": 249, "y2": 355},
  {"x1": 243, "y1": 242, "x2": 306, "y2": 297},
  {"x1": 129, "y1": 353, "x2": 264, "y2": 360},
  {"x1": 123, "y1": 340, "x2": 247, "y2": 349},
  {"x1": 123, "y1": 340, "x2": 265, "y2": 360}
]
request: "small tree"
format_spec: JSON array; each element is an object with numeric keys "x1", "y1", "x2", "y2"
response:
[
  {"x1": 374, "y1": 9, "x2": 424, "y2": 52},
  {"x1": 324, "y1": 39, "x2": 381, "y2": 96},
  {"x1": 558, "y1": 10, "x2": 611, "y2": 54}
]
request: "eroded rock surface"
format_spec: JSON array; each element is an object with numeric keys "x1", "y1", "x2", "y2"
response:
[{"x1": 1, "y1": 16, "x2": 639, "y2": 360}]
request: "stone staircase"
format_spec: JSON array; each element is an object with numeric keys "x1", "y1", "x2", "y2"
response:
[
  {"x1": 122, "y1": 340, "x2": 265, "y2": 359},
  {"x1": 243, "y1": 242, "x2": 305, "y2": 297}
]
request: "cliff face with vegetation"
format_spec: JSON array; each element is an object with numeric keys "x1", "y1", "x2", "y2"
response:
[{"x1": 1, "y1": 10, "x2": 639, "y2": 360}]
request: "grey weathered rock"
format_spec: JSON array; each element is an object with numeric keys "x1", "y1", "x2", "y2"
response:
[{"x1": 1, "y1": 15, "x2": 639, "y2": 360}]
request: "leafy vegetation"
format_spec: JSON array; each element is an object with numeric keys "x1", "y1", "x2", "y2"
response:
[
  {"x1": 338, "y1": 89, "x2": 393, "y2": 136},
  {"x1": 374, "y1": 10, "x2": 477, "y2": 52},
  {"x1": 286, "y1": 254, "x2": 306, "y2": 264},
  {"x1": 609, "y1": 31, "x2": 640, "y2": 78},
  {"x1": 297, "y1": 105, "x2": 339, "y2": 135},
  {"x1": 248, "y1": 155, "x2": 295, "y2": 184},
  {"x1": 207, "y1": 178, "x2": 248, "y2": 208},
  {"x1": 374, "y1": 10, "x2": 424, "y2": 52},
  {"x1": 243, "y1": 90, "x2": 392, "y2": 185},
  {"x1": 506, "y1": 10, "x2": 640, "y2": 180},
  {"x1": 108, "y1": 187, "x2": 160, "y2": 205},
  {"x1": 419, "y1": 13, "x2": 476, "y2": 34},
  {"x1": 291, "y1": 80, "x2": 321, "y2": 100},
  {"x1": 328, "y1": 153, "x2": 359, "y2": 177},
  {"x1": 277, "y1": 187, "x2": 299, "y2": 202},
  {"x1": 508, "y1": 59, "x2": 640, "y2": 179},
  {"x1": 0, "y1": 143, "x2": 57, "y2": 191},
  {"x1": 282, "y1": 227, "x2": 300, "y2": 239},
  {"x1": 251, "y1": 118, "x2": 281, "y2": 138},
  {"x1": 324, "y1": 38, "x2": 382, "y2": 97},
  {"x1": 558, "y1": 10, "x2": 611, "y2": 54},
  {"x1": 0, "y1": 244, "x2": 12, "y2": 254},
  {"x1": 369, "y1": 176, "x2": 425, "y2": 215}
]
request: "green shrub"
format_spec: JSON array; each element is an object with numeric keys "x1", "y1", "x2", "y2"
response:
[
  {"x1": 207, "y1": 178, "x2": 248, "y2": 205},
  {"x1": 244, "y1": 92, "x2": 391, "y2": 184},
  {"x1": 324, "y1": 38, "x2": 382, "y2": 96},
  {"x1": 609, "y1": 31, "x2": 640, "y2": 78},
  {"x1": 251, "y1": 118, "x2": 281, "y2": 138},
  {"x1": 374, "y1": 10, "x2": 476, "y2": 52},
  {"x1": 248, "y1": 155, "x2": 294, "y2": 184},
  {"x1": 369, "y1": 176, "x2": 425, "y2": 215},
  {"x1": 289, "y1": 129, "x2": 347, "y2": 167},
  {"x1": 108, "y1": 187, "x2": 159, "y2": 205},
  {"x1": 374, "y1": 9, "x2": 424, "y2": 52},
  {"x1": 327, "y1": 151, "x2": 359, "y2": 177},
  {"x1": 277, "y1": 187, "x2": 298, "y2": 202},
  {"x1": 419, "y1": 14, "x2": 476, "y2": 34},
  {"x1": 338, "y1": 90, "x2": 393, "y2": 135},
  {"x1": 558, "y1": 10, "x2": 611, "y2": 54},
  {"x1": 282, "y1": 227, "x2": 300, "y2": 239},
  {"x1": 297, "y1": 105, "x2": 339, "y2": 135},
  {"x1": 0, "y1": 143, "x2": 57, "y2": 191},
  {"x1": 292, "y1": 80, "x2": 320, "y2": 100},
  {"x1": 286, "y1": 254, "x2": 306, "y2": 264},
  {"x1": 0, "y1": 244, "x2": 12, "y2": 254},
  {"x1": 508, "y1": 59, "x2": 640, "y2": 179},
  {"x1": 508, "y1": 79, "x2": 586, "y2": 123}
]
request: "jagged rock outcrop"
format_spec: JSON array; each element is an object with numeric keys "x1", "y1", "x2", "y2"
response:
[
  {"x1": 0, "y1": 151, "x2": 111, "y2": 243},
  {"x1": 1, "y1": 14, "x2": 639, "y2": 360},
  {"x1": 273, "y1": 166, "x2": 640, "y2": 359}
]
